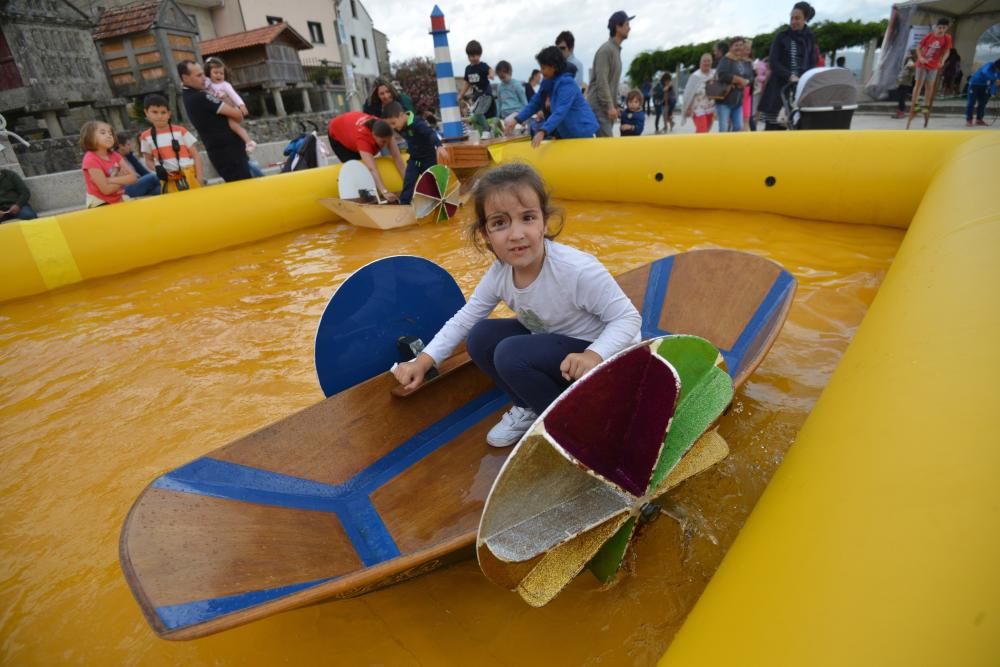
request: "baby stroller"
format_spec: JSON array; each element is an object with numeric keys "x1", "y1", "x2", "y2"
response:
[
  {"x1": 782, "y1": 67, "x2": 858, "y2": 130},
  {"x1": 280, "y1": 120, "x2": 329, "y2": 173}
]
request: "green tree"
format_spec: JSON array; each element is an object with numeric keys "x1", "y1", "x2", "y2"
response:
[{"x1": 391, "y1": 57, "x2": 439, "y2": 115}]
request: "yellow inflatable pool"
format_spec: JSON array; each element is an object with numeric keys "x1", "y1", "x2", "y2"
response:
[{"x1": 1, "y1": 131, "x2": 996, "y2": 666}]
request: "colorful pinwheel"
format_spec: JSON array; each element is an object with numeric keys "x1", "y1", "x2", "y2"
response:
[
  {"x1": 476, "y1": 335, "x2": 734, "y2": 606},
  {"x1": 412, "y1": 164, "x2": 463, "y2": 223}
]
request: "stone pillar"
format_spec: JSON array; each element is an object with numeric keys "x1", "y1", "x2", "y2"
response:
[
  {"x1": 323, "y1": 88, "x2": 335, "y2": 112},
  {"x1": 42, "y1": 111, "x2": 64, "y2": 138},
  {"x1": 258, "y1": 94, "x2": 269, "y2": 117},
  {"x1": 271, "y1": 88, "x2": 286, "y2": 117},
  {"x1": 301, "y1": 88, "x2": 312, "y2": 113}
]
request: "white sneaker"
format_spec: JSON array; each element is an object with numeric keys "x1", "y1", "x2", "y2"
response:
[{"x1": 486, "y1": 406, "x2": 538, "y2": 448}]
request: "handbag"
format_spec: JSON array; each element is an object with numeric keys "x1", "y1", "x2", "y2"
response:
[{"x1": 704, "y1": 79, "x2": 732, "y2": 101}]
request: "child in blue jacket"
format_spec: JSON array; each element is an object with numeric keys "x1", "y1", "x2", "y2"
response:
[
  {"x1": 619, "y1": 90, "x2": 645, "y2": 135},
  {"x1": 382, "y1": 101, "x2": 442, "y2": 205},
  {"x1": 505, "y1": 46, "x2": 598, "y2": 147}
]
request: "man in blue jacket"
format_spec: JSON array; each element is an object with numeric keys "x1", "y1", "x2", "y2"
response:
[{"x1": 505, "y1": 46, "x2": 598, "y2": 147}]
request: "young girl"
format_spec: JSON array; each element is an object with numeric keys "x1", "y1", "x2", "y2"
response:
[
  {"x1": 80, "y1": 120, "x2": 137, "y2": 208},
  {"x1": 204, "y1": 57, "x2": 256, "y2": 152},
  {"x1": 392, "y1": 163, "x2": 642, "y2": 447}
]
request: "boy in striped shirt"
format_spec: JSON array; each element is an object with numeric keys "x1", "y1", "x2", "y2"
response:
[{"x1": 139, "y1": 94, "x2": 205, "y2": 193}]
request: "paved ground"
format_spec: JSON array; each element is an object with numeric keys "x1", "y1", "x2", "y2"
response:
[{"x1": 642, "y1": 110, "x2": 998, "y2": 135}]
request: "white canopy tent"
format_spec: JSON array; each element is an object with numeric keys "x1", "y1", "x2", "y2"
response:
[{"x1": 866, "y1": 0, "x2": 1000, "y2": 98}]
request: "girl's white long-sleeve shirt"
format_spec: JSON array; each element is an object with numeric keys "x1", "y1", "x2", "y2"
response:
[{"x1": 423, "y1": 240, "x2": 642, "y2": 365}]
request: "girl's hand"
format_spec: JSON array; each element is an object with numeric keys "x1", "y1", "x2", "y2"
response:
[
  {"x1": 392, "y1": 353, "x2": 434, "y2": 391},
  {"x1": 559, "y1": 350, "x2": 603, "y2": 382}
]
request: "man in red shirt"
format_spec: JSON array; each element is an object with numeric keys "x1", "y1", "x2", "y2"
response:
[
  {"x1": 908, "y1": 18, "x2": 952, "y2": 127},
  {"x1": 327, "y1": 111, "x2": 406, "y2": 202}
]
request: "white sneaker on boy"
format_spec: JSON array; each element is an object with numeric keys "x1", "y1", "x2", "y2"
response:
[{"x1": 486, "y1": 406, "x2": 538, "y2": 448}]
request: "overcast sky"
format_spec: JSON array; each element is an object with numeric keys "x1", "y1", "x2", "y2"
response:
[{"x1": 361, "y1": 1, "x2": 891, "y2": 81}]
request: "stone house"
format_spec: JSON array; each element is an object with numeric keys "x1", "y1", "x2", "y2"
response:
[{"x1": 0, "y1": 0, "x2": 125, "y2": 139}]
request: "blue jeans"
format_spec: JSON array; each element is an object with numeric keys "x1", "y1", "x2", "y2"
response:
[
  {"x1": 125, "y1": 173, "x2": 161, "y2": 198},
  {"x1": 966, "y1": 85, "x2": 990, "y2": 121},
  {"x1": 399, "y1": 158, "x2": 435, "y2": 205},
  {"x1": 466, "y1": 318, "x2": 591, "y2": 416},
  {"x1": 0, "y1": 203, "x2": 37, "y2": 222},
  {"x1": 716, "y1": 103, "x2": 743, "y2": 132}
]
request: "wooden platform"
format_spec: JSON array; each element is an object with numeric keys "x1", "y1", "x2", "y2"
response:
[
  {"x1": 119, "y1": 249, "x2": 796, "y2": 639},
  {"x1": 440, "y1": 135, "x2": 530, "y2": 170}
]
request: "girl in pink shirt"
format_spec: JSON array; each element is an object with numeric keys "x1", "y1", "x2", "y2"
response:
[
  {"x1": 204, "y1": 57, "x2": 256, "y2": 152},
  {"x1": 80, "y1": 121, "x2": 137, "y2": 207}
]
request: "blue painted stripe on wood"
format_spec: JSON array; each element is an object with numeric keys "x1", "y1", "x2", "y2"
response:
[
  {"x1": 432, "y1": 32, "x2": 450, "y2": 47},
  {"x1": 156, "y1": 577, "x2": 336, "y2": 631},
  {"x1": 353, "y1": 387, "x2": 506, "y2": 490},
  {"x1": 438, "y1": 92, "x2": 458, "y2": 108},
  {"x1": 435, "y1": 62, "x2": 454, "y2": 79},
  {"x1": 152, "y1": 387, "x2": 506, "y2": 572},
  {"x1": 640, "y1": 255, "x2": 674, "y2": 339},
  {"x1": 724, "y1": 270, "x2": 795, "y2": 378},
  {"x1": 639, "y1": 256, "x2": 793, "y2": 380},
  {"x1": 154, "y1": 458, "x2": 344, "y2": 511}
]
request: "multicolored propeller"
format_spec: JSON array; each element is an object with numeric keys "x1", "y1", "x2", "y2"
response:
[
  {"x1": 412, "y1": 165, "x2": 463, "y2": 223},
  {"x1": 476, "y1": 335, "x2": 734, "y2": 606}
]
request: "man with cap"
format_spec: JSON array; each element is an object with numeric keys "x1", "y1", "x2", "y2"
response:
[{"x1": 587, "y1": 10, "x2": 633, "y2": 137}]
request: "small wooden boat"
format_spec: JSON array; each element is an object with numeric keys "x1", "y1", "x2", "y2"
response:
[
  {"x1": 318, "y1": 161, "x2": 462, "y2": 230},
  {"x1": 119, "y1": 249, "x2": 795, "y2": 639}
]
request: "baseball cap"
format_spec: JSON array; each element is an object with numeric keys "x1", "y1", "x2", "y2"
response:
[{"x1": 608, "y1": 11, "x2": 635, "y2": 30}]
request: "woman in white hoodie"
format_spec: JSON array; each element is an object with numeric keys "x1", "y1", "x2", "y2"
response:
[{"x1": 682, "y1": 53, "x2": 716, "y2": 133}]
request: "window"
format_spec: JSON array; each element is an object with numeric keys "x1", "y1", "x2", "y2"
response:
[
  {"x1": 266, "y1": 15, "x2": 283, "y2": 25},
  {"x1": 362, "y1": 38, "x2": 369, "y2": 59},
  {"x1": 350, "y1": 35, "x2": 358, "y2": 57},
  {"x1": 350, "y1": 0, "x2": 357, "y2": 18},
  {"x1": 0, "y1": 28, "x2": 23, "y2": 91},
  {"x1": 307, "y1": 21, "x2": 324, "y2": 44}
]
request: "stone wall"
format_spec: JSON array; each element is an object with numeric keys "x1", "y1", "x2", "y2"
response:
[{"x1": 12, "y1": 110, "x2": 339, "y2": 176}]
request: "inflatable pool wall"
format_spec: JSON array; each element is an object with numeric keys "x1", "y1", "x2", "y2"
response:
[
  {"x1": 658, "y1": 132, "x2": 1000, "y2": 666},
  {"x1": 0, "y1": 160, "x2": 404, "y2": 303}
]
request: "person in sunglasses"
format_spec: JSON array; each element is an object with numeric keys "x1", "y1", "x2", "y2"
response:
[{"x1": 139, "y1": 94, "x2": 205, "y2": 193}]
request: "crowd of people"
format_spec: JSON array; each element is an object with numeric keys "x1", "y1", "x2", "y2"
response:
[{"x1": 2, "y1": 3, "x2": 995, "y2": 222}]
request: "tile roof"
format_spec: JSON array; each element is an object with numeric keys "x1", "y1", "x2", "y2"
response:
[
  {"x1": 199, "y1": 23, "x2": 313, "y2": 55},
  {"x1": 93, "y1": 0, "x2": 161, "y2": 40}
]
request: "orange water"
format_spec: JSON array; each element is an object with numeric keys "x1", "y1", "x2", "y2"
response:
[{"x1": 0, "y1": 202, "x2": 902, "y2": 665}]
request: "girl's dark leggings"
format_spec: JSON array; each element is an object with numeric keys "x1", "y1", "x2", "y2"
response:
[{"x1": 466, "y1": 318, "x2": 591, "y2": 415}]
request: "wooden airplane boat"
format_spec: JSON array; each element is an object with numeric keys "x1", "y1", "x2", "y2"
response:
[
  {"x1": 119, "y1": 248, "x2": 795, "y2": 639},
  {"x1": 318, "y1": 161, "x2": 462, "y2": 230}
]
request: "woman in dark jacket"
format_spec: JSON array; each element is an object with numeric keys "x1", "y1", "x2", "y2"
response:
[{"x1": 758, "y1": 1, "x2": 818, "y2": 130}]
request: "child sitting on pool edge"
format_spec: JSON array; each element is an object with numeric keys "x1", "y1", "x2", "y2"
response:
[{"x1": 391, "y1": 163, "x2": 641, "y2": 447}]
